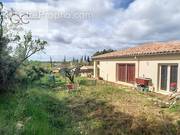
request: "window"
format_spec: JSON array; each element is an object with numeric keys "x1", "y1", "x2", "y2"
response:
[{"x1": 117, "y1": 64, "x2": 135, "y2": 84}]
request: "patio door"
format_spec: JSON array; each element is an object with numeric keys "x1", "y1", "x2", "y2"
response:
[
  {"x1": 159, "y1": 64, "x2": 178, "y2": 91},
  {"x1": 127, "y1": 64, "x2": 135, "y2": 83},
  {"x1": 118, "y1": 64, "x2": 126, "y2": 82},
  {"x1": 160, "y1": 65, "x2": 168, "y2": 90},
  {"x1": 117, "y1": 64, "x2": 135, "y2": 84},
  {"x1": 170, "y1": 65, "x2": 178, "y2": 91}
]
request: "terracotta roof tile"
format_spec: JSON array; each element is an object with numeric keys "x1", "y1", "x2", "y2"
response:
[{"x1": 92, "y1": 41, "x2": 180, "y2": 60}]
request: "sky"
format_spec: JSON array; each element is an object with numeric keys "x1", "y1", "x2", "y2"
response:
[{"x1": 2, "y1": 0, "x2": 180, "y2": 61}]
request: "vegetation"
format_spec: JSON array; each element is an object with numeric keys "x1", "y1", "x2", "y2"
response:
[
  {"x1": 0, "y1": 2, "x2": 180, "y2": 135},
  {"x1": 0, "y1": 2, "x2": 47, "y2": 91},
  {"x1": 93, "y1": 49, "x2": 114, "y2": 56},
  {"x1": 0, "y1": 78, "x2": 180, "y2": 135},
  {"x1": 60, "y1": 67, "x2": 80, "y2": 83}
]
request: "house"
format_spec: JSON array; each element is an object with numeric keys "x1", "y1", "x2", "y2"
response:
[
  {"x1": 52, "y1": 67, "x2": 61, "y2": 74},
  {"x1": 92, "y1": 41, "x2": 180, "y2": 95},
  {"x1": 80, "y1": 66, "x2": 94, "y2": 77}
]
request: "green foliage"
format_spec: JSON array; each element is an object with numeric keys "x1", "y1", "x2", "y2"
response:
[
  {"x1": 169, "y1": 101, "x2": 180, "y2": 112},
  {"x1": 27, "y1": 66, "x2": 48, "y2": 82},
  {"x1": 14, "y1": 32, "x2": 47, "y2": 64},
  {"x1": 0, "y1": 6, "x2": 47, "y2": 91},
  {"x1": 0, "y1": 36, "x2": 18, "y2": 90},
  {"x1": 79, "y1": 79, "x2": 97, "y2": 86},
  {"x1": 14, "y1": 61, "x2": 52, "y2": 88},
  {"x1": 60, "y1": 67, "x2": 80, "y2": 83},
  {"x1": 0, "y1": 79, "x2": 180, "y2": 135},
  {"x1": 93, "y1": 49, "x2": 114, "y2": 56},
  {"x1": 0, "y1": 2, "x2": 3, "y2": 37},
  {"x1": 0, "y1": 32, "x2": 47, "y2": 91}
]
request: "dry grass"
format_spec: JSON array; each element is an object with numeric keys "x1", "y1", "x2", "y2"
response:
[
  {"x1": 0, "y1": 78, "x2": 180, "y2": 135},
  {"x1": 61, "y1": 80, "x2": 180, "y2": 135}
]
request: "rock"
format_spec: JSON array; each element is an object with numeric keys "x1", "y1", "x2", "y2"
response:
[
  {"x1": 16, "y1": 121, "x2": 24, "y2": 130},
  {"x1": 169, "y1": 92, "x2": 180, "y2": 101}
]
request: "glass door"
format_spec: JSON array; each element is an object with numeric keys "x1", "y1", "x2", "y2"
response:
[
  {"x1": 170, "y1": 65, "x2": 178, "y2": 91},
  {"x1": 160, "y1": 65, "x2": 168, "y2": 91},
  {"x1": 159, "y1": 64, "x2": 178, "y2": 92}
]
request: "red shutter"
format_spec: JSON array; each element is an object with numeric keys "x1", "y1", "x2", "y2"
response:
[
  {"x1": 127, "y1": 64, "x2": 135, "y2": 84},
  {"x1": 117, "y1": 64, "x2": 135, "y2": 84},
  {"x1": 118, "y1": 64, "x2": 126, "y2": 82}
]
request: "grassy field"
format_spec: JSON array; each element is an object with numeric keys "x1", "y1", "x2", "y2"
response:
[{"x1": 0, "y1": 78, "x2": 180, "y2": 135}]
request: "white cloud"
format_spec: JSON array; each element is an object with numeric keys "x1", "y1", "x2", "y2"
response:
[{"x1": 5, "y1": 0, "x2": 180, "y2": 60}]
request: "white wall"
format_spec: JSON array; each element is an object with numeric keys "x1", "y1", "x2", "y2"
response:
[
  {"x1": 98, "y1": 57, "x2": 138, "y2": 85},
  {"x1": 138, "y1": 55, "x2": 180, "y2": 93},
  {"x1": 95, "y1": 54, "x2": 180, "y2": 93}
]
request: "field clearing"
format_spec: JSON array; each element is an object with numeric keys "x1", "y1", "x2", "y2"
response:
[{"x1": 0, "y1": 78, "x2": 180, "y2": 135}]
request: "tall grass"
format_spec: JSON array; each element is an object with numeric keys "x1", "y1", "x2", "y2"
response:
[{"x1": 0, "y1": 77, "x2": 180, "y2": 135}]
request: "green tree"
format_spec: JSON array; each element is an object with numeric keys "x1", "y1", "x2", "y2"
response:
[
  {"x1": 87, "y1": 56, "x2": 90, "y2": 63},
  {"x1": 14, "y1": 32, "x2": 47, "y2": 68},
  {"x1": 63, "y1": 56, "x2": 66, "y2": 63},
  {"x1": 80, "y1": 56, "x2": 83, "y2": 63},
  {"x1": 0, "y1": 2, "x2": 3, "y2": 38},
  {"x1": 60, "y1": 67, "x2": 80, "y2": 84},
  {"x1": 72, "y1": 57, "x2": 75, "y2": 63},
  {"x1": 27, "y1": 66, "x2": 48, "y2": 82},
  {"x1": 93, "y1": 49, "x2": 114, "y2": 56},
  {"x1": 0, "y1": 3, "x2": 47, "y2": 91},
  {"x1": 84, "y1": 55, "x2": 87, "y2": 62}
]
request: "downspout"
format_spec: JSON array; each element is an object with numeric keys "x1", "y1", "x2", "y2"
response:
[
  {"x1": 137, "y1": 57, "x2": 140, "y2": 78},
  {"x1": 135, "y1": 56, "x2": 140, "y2": 78}
]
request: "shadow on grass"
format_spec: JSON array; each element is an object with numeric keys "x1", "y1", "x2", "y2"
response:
[
  {"x1": 31, "y1": 89, "x2": 180, "y2": 135},
  {"x1": 0, "y1": 87, "x2": 180, "y2": 135}
]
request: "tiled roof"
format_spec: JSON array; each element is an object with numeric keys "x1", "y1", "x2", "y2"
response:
[
  {"x1": 92, "y1": 41, "x2": 180, "y2": 60},
  {"x1": 81, "y1": 66, "x2": 94, "y2": 70}
]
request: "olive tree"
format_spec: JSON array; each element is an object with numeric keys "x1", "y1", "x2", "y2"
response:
[
  {"x1": 0, "y1": 2, "x2": 47, "y2": 91},
  {"x1": 60, "y1": 67, "x2": 80, "y2": 84},
  {"x1": 14, "y1": 32, "x2": 47, "y2": 68}
]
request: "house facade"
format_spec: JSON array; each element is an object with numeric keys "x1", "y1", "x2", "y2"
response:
[
  {"x1": 92, "y1": 41, "x2": 180, "y2": 95},
  {"x1": 80, "y1": 66, "x2": 94, "y2": 77}
]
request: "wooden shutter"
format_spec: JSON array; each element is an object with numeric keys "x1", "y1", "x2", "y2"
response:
[
  {"x1": 118, "y1": 64, "x2": 126, "y2": 82},
  {"x1": 127, "y1": 64, "x2": 135, "y2": 84}
]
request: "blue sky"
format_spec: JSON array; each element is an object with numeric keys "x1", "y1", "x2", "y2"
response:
[
  {"x1": 2, "y1": 0, "x2": 180, "y2": 61},
  {"x1": 1, "y1": 0, "x2": 14, "y2": 2},
  {"x1": 113, "y1": 0, "x2": 134, "y2": 9}
]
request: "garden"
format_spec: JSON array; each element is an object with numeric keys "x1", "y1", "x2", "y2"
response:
[
  {"x1": 0, "y1": 73, "x2": 180, "y2": 135},
  {"x1": 0, "y1": 1, "x2": 180, "y2": 135}
]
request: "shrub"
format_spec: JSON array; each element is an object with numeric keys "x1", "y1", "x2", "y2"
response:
[{"x1": 60, "y1": 67, "x2": 80, "y2": 84}]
